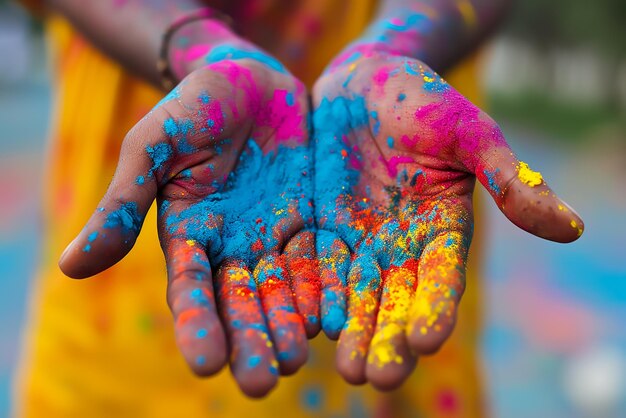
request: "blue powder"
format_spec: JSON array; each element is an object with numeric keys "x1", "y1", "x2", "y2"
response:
[
  {"x1": 162, "y1": 118, "x2": 195, "y2": 153},
  {"x1": 248, "y1": 355, "x2": 262, "y2": 368},
  {"x1": 135, "y1": 175, "x2": 145, "y2": 185},
  {"x1": 159, "y1": 200, "x2": 171, "y2": 216},
  {"x1": 404, "y1": 61, "x2": 420, "y2": 76},
  {"x1": 205, "y1": 45, "x2": 287, "y2": 73},
  {"x1": 196, "y1": 328, "x2": 208, "y2": 339},
  {"x1": 277, "y1": 351, "x2": 290, "y2": 361},
  {"x1": 313, "y1": 95, "x2": 369, "y2": 246},
  {"x1": 285, "y1": 92, "x2": 295, "y2": 106},
  {"x1": 301, "y1": 386, "x2": 323, "y2": 411},
  {"x1": 163, "y1": 118, "x2": 179, "y2": 137},
  {"x1": 384, "y1": 12, "x2": 429, "y2": 32},
  {"x1": 190, "y1": 288, "x2": 210, "y2": 306},
  {"x1": 103, "y1": 202, "x2": 141, "y2": 236},
  {"x1": 483, "y1": 168, "x2": 501, "y2": 194},
  {"x1": 146, "y1": 143, "x2": 173, "y2": 176},
  {"x1": 198, "y1": 91, "x2": 210, "y2": 104},
  {"x1": 387, "y1": 136, "x2": 394, "y2": 148},
  {"x1": 342, "y1": 71, "x2": 356, "y2": 89},
  {"x1": 88, "y1": 231, "x2": 98, "y2": 242},
  {"x1": 422, "y1": 71, "x2": 449, "y2": 93},
  {"x1": 352, "y1": 256, "x2": 381, "y2": 293},
  {"x1": 154, "y1": 86, "x2": 180, "y2": 109},
  {"x1": 164, "y1": 139, "x2": 313, "y2": 267},
  {"x1": 83, "y1": 231, "x2": 98, "y2": 249},
  {"x1": 398, "y1": 93, "x2": 406, "y2": 102},
  {"x1": 341, "y1": 51, "x2": 362, "y2": 66},
  {"x1": 269, "y1": 364, "x2": 279, "y2": 375},
  {"x1": 322, "y1": 307, "x2": 345, "y2": 335},
  {"x1": 370, "y1": 110, "x2": 380, "y2": 136},
  {"x1": 180, "y1": 169, "x2": 192, "y2": 179},
  {"x1": 196, "y1": 355, "x2": 206, "y2": 366}
]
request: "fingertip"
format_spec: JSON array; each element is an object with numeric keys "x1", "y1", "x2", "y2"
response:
[
  {"x1": 321, "y1": 303, "x2": 346, "y2": 340},
  {"x1": 406, "y1": 311, "x2": 457, "y2": 356},
  {"x1": 336, "y1": 356, "x2": 368, "y2": 386},
  {"x1": 501, "y1": 178, "x2": 585, "y2": 243},
  {"x1": 303, "y1": 315, "x2": 321, "y2": 339},
  {"x1": 232, "y1": 355, "x2": 280, "y2": 398},
  {"x1": 58, "y1": 202, "x2": 146, "y2": 278},
  {"x1": 180, "y1": 324, "x2": 229, "y2": 377},
  {"x1": 365, "y1": 342, "x2": 417, "y2": 392},
  {"x1": 236, "y1": 372, "x2": 279, "y2": 399},
  {"x1": 276, "y1": 344, "x2": 309, "y2": 376},
  {"x1": 336, "y1": 332, "x2": 368, "y2": 385}
]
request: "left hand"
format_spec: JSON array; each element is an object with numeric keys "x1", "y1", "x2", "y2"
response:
[{"x1": 312, "y1": 51, "x2": 584, "y2": 390}]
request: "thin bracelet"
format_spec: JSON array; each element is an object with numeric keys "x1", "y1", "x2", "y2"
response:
[{"x1": 157, "y1": 7, "x2": 234, "y2": 91}]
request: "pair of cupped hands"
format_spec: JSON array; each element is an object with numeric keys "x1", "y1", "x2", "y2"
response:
[{"x1": 58, "y1": 43, "x2": 583, "y2": 397}]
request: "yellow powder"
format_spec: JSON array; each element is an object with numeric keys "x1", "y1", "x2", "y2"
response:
[
  {"x1": 571, "y1": 220, "x2": 583, "y2": 237},
  {"x1": 517, "y1": 161, "x2": 543, "y2": 187},
  {"x1": 369, "y1": 323, "x2": 404, "y2": 367}
]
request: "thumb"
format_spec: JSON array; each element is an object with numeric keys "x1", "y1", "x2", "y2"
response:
[
  {"x1": 59, "y1": 110, "x2": 175, "y2": 278},
  {"x1": 458, "y1": 116, "x2": 583, "y2": 243}
]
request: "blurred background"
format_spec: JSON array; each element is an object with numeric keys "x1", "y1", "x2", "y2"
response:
[{"x1": 0, "y1": 1, "x2": 624, "y2": 417}]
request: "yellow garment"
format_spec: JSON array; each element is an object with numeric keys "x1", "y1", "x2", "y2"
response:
[{"x1": 14, "y1": 2, "x2": 486, "y2": 417}]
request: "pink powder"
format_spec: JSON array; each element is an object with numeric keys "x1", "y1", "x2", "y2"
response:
[{"x1": 381, "y1": 155, "x2": 415, "y2": 178}]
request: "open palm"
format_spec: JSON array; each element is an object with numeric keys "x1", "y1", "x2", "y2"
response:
[
  {"x1": 59, "y1": 57, "x2": 316, "y2": 397},
  {"x1": 313, "y1": 53, "x2": 583, "y2": 390}
]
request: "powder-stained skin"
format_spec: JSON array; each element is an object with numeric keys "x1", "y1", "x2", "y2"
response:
[
  {"x1": 54, "y1": 0, "x2": 586, "y2": 398},
  {"x1": 58, "y1": 48, "x2": 319, "y2": 398},
  {"x1": 313, "y1": 50, "x2": 584, "y2": 391}
]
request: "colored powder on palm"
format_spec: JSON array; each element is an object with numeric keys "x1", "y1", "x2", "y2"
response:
[
  {"x1": 165, "y1": 140, "x2": 313, "y2": 266},
  {"x1": 256, "y1": 89, "x2": 304, "y2": 142},
  {"x1": 517, "y1": 161, "x2": 543, "y2": 187},
  {"x1": 382, "y1": 155, "x2": 415, "y2": 178},
  {"x1": 313, "y1": 95, "x2": 368, "y2": 236}
]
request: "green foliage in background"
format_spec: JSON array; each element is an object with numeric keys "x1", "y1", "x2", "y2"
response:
[{"x1": 505, "y1": 0, "x2": 626, "y2": 58}]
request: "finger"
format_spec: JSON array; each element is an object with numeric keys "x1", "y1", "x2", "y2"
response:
[
  {"x1": 454, "y1": 109, "x2": 584, "y2": 243},
  {"x1": 316, "y1": 230, "x2": 350, "y2": 339},
  {"x1": 254, "y1": 254, "x2": 308, "y2": 375},
  {"x1": 365, "y1": 264, "x2": 418, "y2": 391},
  {"x1": 216, "y1": 260, "x2": 278, "y2": 398},
  {"x1": 165, "y1": 238, "x2": 227, "y2": 375},
  {"x1": 406, "y1": 231, "x2": 468, "y2": 355},
  {"x1": 58, "y1": 109, "x2": 174, "y2": 278},
  {"x1": 336, "y1": 253, "x2": 381, "y2": 385},
  {"x1": 283, "y1": 231, "x2": 321, "y2": 338}
]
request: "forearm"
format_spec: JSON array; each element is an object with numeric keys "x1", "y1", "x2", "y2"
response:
[
  {"x1": 331, "y1": 0, "x2": 513, "y2": 72},
  {"x1": 46, "y1": 0, "x2": 248, "y2": 88}
]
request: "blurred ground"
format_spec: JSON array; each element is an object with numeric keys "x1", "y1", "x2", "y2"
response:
[{"x1": 0, "y1": 15, "x2": 625, "y2": 418}]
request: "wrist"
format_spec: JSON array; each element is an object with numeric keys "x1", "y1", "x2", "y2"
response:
[{"x1": 167, "y1": 18, "x2": 245, "y2": 82}]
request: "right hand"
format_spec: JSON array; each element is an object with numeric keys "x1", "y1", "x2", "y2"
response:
[{"x1": 59, "y1": 54, "x2": 317, "y2": 397}]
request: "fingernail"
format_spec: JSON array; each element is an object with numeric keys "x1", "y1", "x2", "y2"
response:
[{"x1": 557, "y1": 198, "x2": 583, "y2": 220}]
